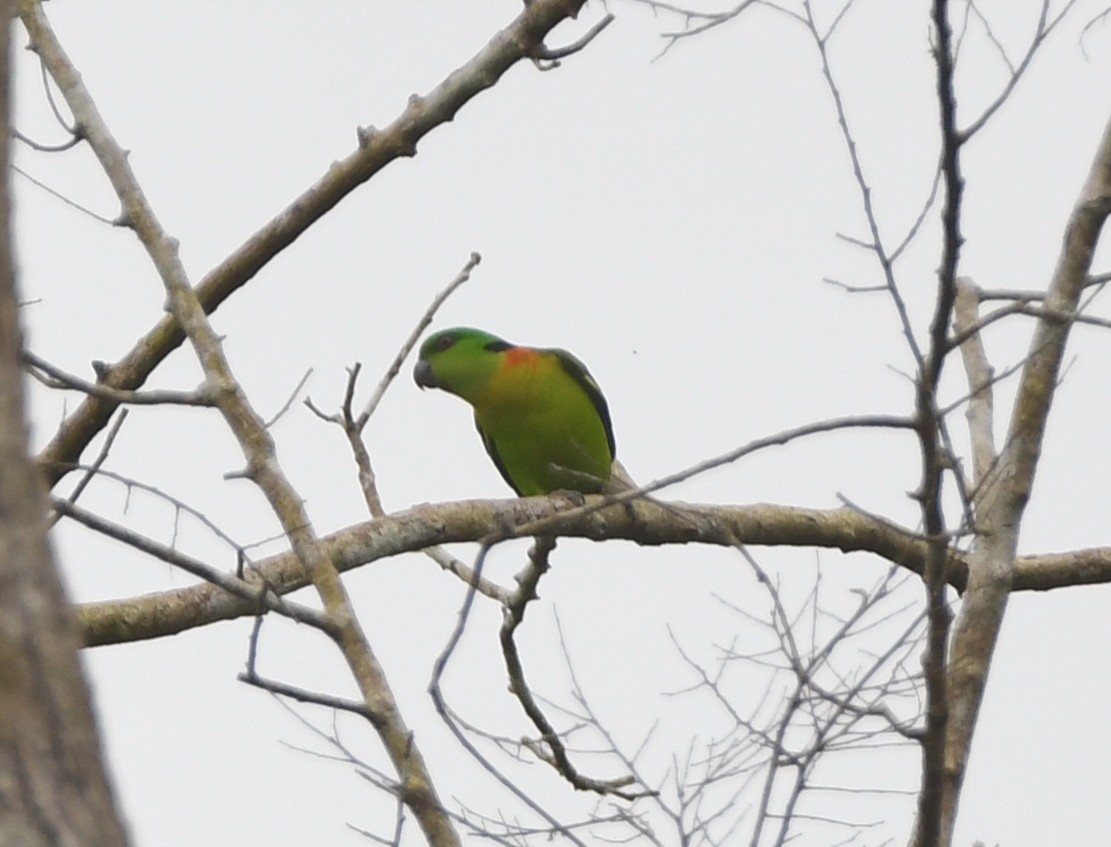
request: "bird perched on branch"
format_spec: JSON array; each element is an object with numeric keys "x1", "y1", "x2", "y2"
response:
[{"x1": 413, "y1": 327, "x2": 635, "y2": 496}]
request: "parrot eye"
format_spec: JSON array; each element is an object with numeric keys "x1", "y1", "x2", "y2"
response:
[{"x1": 432, "y1": 333, "x2": 457, "y2": 352}]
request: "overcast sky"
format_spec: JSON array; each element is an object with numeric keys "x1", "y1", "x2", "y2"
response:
[{"x1": 12, "y1": 2, "x2": 1111, "y2": 845}]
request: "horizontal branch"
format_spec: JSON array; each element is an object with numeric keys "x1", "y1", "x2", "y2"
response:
[{"x1": 75, "y1": 497, "x2": 1111, "y2": 647}]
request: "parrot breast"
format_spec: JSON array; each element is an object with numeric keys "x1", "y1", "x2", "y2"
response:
[{"x1": 474, "y1": 350, "x2": 613, "y2": 495}]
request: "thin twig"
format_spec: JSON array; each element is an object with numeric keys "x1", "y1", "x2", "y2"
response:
[
  {"x1": 24, "y1": 350, "x2": 213, "y2": 405},
  {"x1": 52, "y1": 496, "x2": 332, "y2": 631},
  {"x1": 354, "y1": 252, "x2": 481, "y2": 431},
  {"x1": 11, "y1": 126, "x2": 81, "y2": 152},
  {"x1": 532, "y1": 13, "x2": 615, "y2": 64},
  {"x1": 959, "y1": 0, "x2": 1081, "y2": 141},
  {"x1": 11, "y1": 163, "x2": 116, "y2": 224},
  {"x1": 802, "y1": 0, "x2": 925, "y2": 371},
  {"x1": 308, "y1": 254, "x2": 511, "y2": 602},
  {"x1": 499, "y1": 537, "x2": 642, "y2": 797},
  {"x1": 501, "y1": 413, "x2": 914, "y2": 542},
  {"x1": 427, "y1": 545, "x2": 594, "y2": 847},
  {"x1": 263, "y1": 368, "x2": 313, "y2": 428},
  {"x1": 48, "y1": 408, "x2": 128, "y2": 527},
  {"x1": 238, "y1": 672, "x2": 373, "y2": 718}
]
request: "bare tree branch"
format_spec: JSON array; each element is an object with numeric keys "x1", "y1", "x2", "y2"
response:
[
  {"x1": 74, "y1": 495, "x2": 1111, "y2": 648},
  {"x1": 532, "y1": 12, "x2": 615, "y2": 64},
  {"x1": 428, "y1": 545, "x2": 596, "y2": 847},
  {"x1": 24, "y1": 350, "x2": 214, "y2": 406},
  {"x1": 11, "y1": 163, "x2": 115, "y2": 223},
  {"x1": 52, "y1": 496, "x2": 333, "y2": 631},
  {"x1": 353, "y1": 251, "x2": 481, "y2": 432},
  {"x1": 952, "y1": 278, "x2": 997, "y2": 492},
  {"x1": 958, "y1": 0, "x2": 1081, "y2": 141},
  {"x1": 931, "y1": 110, "x2": 1111, "y2": 847},
  {"x1": 48, "y1": 408, "x2": 128, "y2": 526},
  {"x1": 912, "y1": 3, "x2": 963, "y2": 841},
  {"x1": 499, "y1": 537, "x2": 641, "y2": 797}
]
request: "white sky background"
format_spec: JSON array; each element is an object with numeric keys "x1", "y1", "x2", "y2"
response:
[{"x1": 11, "y1": 1, "x2": 1111, "y2": 845}]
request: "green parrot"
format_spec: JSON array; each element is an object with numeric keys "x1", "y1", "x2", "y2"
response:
[{"x1": 413, "y1": 327, "x2": 633, "y2": 496}]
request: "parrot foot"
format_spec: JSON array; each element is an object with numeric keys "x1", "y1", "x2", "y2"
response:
[{"x1": 550, "y1": 488, "x2": 587, "y2": 509}]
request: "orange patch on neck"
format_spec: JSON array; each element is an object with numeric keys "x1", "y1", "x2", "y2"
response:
[{"x1": 503, "y1": 346, "x2": 540, "y2": 370}]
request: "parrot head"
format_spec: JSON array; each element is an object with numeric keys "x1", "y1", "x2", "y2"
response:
[{"x1": 413, "y1": 327, "x2": 509, "y2": 402}]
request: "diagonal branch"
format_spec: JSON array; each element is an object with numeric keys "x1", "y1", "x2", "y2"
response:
[
  {"x1": 934, "y1": 112, "x2": 1111, "y2": 846},
  {"x1": 19, "y1": 3, "x2": 470, "y2": 844},
  {"x1": 952, "y1": 278, "x2": 997, "y2": 493},
  {"x1": 31, "y1": 0, "x2": 601, "y2": 490},
  {"x1": 958, "y1": 0, "x2": 1081, "y2": 141},
  {"x1": 802, "y1": 0, "x2": 925, "y2": 371},
  {"x1": 52, "y1": 496, "x2": 332, "y2": 632}
]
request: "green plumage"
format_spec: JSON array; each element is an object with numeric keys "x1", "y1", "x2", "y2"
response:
[{"x1": 413, "y1": 327, "x2": 618, "y2": 495}]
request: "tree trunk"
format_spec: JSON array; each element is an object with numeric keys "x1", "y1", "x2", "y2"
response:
[{"x1": 0, "y1": 2, "x2": 131, "y2": 842}]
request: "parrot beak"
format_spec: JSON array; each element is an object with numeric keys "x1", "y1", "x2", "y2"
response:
[{"x1": 413, "y1": 359, "x2": 439, "y2": 389}]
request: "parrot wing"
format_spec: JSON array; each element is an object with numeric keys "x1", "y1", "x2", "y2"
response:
[
  {"x1": 475, "y1": 415, "x2": 525, "y2": 496},
  {"x1": 549, "y1": 348, "x2": 616, "y2": 461}
]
